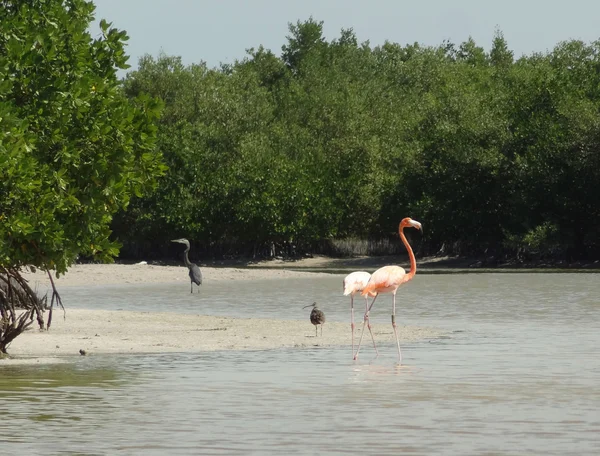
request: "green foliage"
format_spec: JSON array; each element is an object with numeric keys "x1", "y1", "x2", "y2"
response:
[
  {"x1": 113, "y1": 20, "x2": 600, "y2": 262},
  {"x1": 504, "y1": 221, "x2": 561, "y2": 255},
  {"x1": 0, "y1": 0, "x2": 164, "y2": 274}
]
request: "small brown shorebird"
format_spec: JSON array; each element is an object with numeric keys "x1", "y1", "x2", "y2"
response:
[{"x1": 303, "y1": 302, "x2": 325, "y2": 336}]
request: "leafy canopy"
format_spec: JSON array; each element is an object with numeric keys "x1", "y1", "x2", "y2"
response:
[
  {"x1": 0, "y1": 0, "x2": 165, "y2": 274},
  {"x1": 114, "y1": 20, "x2": 600, "y2": 261}
]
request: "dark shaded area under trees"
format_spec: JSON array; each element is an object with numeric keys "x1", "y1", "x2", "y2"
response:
[{"x1": 112, "y1": 19, "x2": 600, "y2": 266}]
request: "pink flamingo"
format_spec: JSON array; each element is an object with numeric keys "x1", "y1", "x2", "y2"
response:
[
  {"x1": 343, "y1": 271, "x2": 378, "y2": 357},
  {"x1": 356, "y1": 217, "x2": 423, "y2": 362}
]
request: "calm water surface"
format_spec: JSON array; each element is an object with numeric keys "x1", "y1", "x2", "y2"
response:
[{"x1": 1, "y1": 273, "x2": 599, "y2": 455}]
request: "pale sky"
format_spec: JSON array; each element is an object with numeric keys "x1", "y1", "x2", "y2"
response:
[{"x1": 91, "y1": 0, "x2": 599, "y2": 71}]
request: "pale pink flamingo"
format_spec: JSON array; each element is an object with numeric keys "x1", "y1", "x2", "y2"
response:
[
  {"x1": 343, "y1": 271, "x2": 378, "y2": 357},
  {"x1": 355, "y1": 217, "x2": 423, "y2": 362}
]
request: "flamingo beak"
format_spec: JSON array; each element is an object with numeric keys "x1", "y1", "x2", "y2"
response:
[{"x1": 408, "y1": 220, "x2": 423, "y2": 232}]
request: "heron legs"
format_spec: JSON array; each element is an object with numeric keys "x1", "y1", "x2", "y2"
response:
[
  {"x1": 190, "y1": 281, "x2": 201, "y2": 293},
  {"x1": 391, "y1": 292, "x2": 402, "y2": 363},
  {"x1": 353, "y1": 294, "x2": 379, "y2": 360}
]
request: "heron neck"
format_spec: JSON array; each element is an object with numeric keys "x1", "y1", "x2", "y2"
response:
[
  {"x1": 399, "y1": 225, "x2": 417, "y2": 281},
  {"x1": 183, "y1": 246, "x2": 192, "y2": 268}
]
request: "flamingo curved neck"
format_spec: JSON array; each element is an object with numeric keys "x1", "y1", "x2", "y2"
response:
[{"x1": 399, "y1": 225, "x2": 417, "y2": 281}]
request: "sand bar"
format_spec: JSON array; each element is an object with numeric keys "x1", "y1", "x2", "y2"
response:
[{"x1": 5, "y1": 308, "x2": 441, "y2": 358}]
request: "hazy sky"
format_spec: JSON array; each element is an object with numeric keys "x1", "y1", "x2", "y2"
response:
[{"x1": 92, "y1": 0, "x2": 599, "y2": 70}]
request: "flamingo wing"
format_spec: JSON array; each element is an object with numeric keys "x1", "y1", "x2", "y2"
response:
[{"x1": 363, "y1": 266, "x2": 406, "y2": 294}]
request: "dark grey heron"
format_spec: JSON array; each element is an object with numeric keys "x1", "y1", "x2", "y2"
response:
[
  {"x1": 303, "y1": 302, "x2": 325, "y2": 336},
  {"x1": 171, "y1": 238, "x2": 203, "y2": 293}
]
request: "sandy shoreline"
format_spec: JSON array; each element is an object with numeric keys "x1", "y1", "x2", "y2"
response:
[
  {"x1": 2, "y1": 262, "x2": 443, "y2": 364},
  {"x1": 20, "y1": 262, "x2": 334, "y2": 289}
]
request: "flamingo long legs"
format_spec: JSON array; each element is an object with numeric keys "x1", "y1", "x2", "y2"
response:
[
  {"x1": 354, "y1": 293, "x2": 402, "y2": 362},
  {"x1": 364, "y1": 296, "x2": 378, "y2": 355},
  {"x1": 351, "y1": 295, "x2": 355, "y2": 354},
  {"x1": 391, "y1": 292, "x2": 402, "y2": 363},
  {"x1": 353, "y1": 294, "x2": 379, "y2": 360},
  {"x1": 351, "y1": 295, "x2": 378, "y2": 359}
]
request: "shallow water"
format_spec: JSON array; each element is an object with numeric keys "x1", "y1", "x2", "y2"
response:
[{"x1": 2, "y1": 273, "x2": 599, "y2": 455}]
